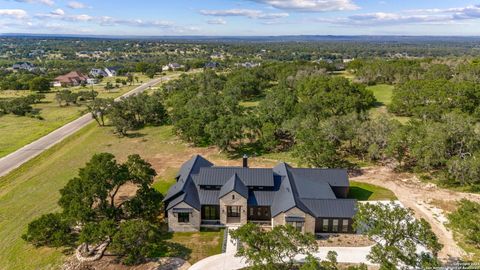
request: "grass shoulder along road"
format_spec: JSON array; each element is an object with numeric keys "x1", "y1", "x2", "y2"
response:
[{"x1": 0, "y1": 72, "x2": 174, "y2": 158}]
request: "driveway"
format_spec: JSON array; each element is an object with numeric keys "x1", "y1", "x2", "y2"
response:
[
  {"x1": 0, "y1": 75, "x2": 173, "y2": 177},
  {"x1": 189, "y1": 226, "x2": 374, "y2": 270}
]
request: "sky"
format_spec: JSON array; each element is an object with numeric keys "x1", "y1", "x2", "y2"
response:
[{"x1": 1, "y1": 0, "x2": 480, "y2": 36}]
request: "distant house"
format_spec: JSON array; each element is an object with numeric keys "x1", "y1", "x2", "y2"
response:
[
  {"x1": 53, "y1": 71, "x2": 89, "y2": 87},
  {"x1": 164, "y1": 155, "x2": 357, "y2": 233},
  {"x1": 205, "y1": 62, "x2": 220, "y2": 69},
  {"x1": 12, "y1": 62, "x2": 35, "y2": 71},
  {"x1": 210, "y1": 52, "x2": 225, "y2": 60},
  {"x1": 104, "y1": 66, "x2": 121, "y2": 77},
  {"x1": 162, "y1": 63, "x2": 183, "y2": 71},
  {"x1": 238, "y1": 62, "x2": 261, "y2": 68},
  {"x1": 89, "y1": 68, "x2": 107, "y2": 78}
]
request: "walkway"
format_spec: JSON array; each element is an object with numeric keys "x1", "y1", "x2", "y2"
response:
[{"x1": 0, "y1": 75, "x2": 172, "y2": 177}]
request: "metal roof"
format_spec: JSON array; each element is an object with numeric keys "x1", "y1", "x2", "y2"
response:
[
  {"x1": 198, "y1": 189, "x2": 220, "y2": 205},
  {"x1": 219, "y1": 173, "x2": 249, "y2": 199},
  {"x1": 247, "y1": 190, "x2": 276, "y2": 206},
  {"x1": 166, "y1": 180, "x2": 200, "y2": 211},
  {"x1": 194, "y1": 167, "x2": 274, "y2": 187},
  {"x1": 163, "y1": 155, "x2": 213, "y2": 202},
  {"x1": 301, "y1": 199, "x2": 357, "y2": 218},
  {"x1": 290, "y1": 168, "x2": 349, "y2": 187},
  {"x1": 294, "y1": 179, "x2": 337, "y2": 199}
]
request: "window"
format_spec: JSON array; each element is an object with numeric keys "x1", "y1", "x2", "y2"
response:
[
  {"x1": 332, "y1": 219, "x2": 339, "y2": 232},
  {"x1": 287, "y1": 221, "x2": 304, "y2": 232},
  {"x1": 250, "y1": 207, "x2": 254, "y2": 216},
  {"x1": 232, "y1": 194, "x2": 235, "y2": 200},
  {"x1": 178, "y1": 212, "x2": 189, "y2": 223},
  {"x1": 323, "y1": 219, "x2": 329, "y2": 232},
  {"x1": 342, "y1": 219, "x2": 349, "y2": 232},
  {"x1": 203, "y1": 206, "x2": 219, "y2": 220}
]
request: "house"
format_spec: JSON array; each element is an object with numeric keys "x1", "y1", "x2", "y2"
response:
[
  {"x1": 89, "y1": 68, "x2": 107, "y2": 78},
  {"x1": 104, "y1": 66, "x2": 121, "y2": 77},
  {"x1": 12, "y1": 62, "x2": 35, "y2": 71},
  {"x1": 238, "y1": 62, "x2": 261, "y2": 68},
  {"x1": 162, "y1": 63, "x2": 183, "y2": 71},
  {"x1": 204, "y1": 62, "x2": 220, "y2": 69},
  {"x1": 163, "y1": 155, "x2": 357, "y2": 234},
  {"x1": 53, "y1": 71, "x2": 89, "y2": 87}
]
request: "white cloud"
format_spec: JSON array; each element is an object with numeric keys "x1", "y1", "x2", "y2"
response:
[
  {"x1": 200, "y1": 9, "x2": 288, "y2": 19},
  {"x1": 318, "y1": 4, "x2": 480, "y2": 26},
  {"x1": 50, "y1": 8, "x2": 65, "y2": 16},
  {"x1": 207, "y1": 18, "x2": 227, "y2": 25},
  {"x1": 67, "y1": 1, "x2": 87, "y2": 9},
  {"x1": 249, "y1": 0, "x2": 358, "y2": 12},
  {"x1": 0, "y1": 9, "x2": 28, "y2": 19},
  {"x1": 13, "y1": 0, "x2": 54, "y2": 6}
]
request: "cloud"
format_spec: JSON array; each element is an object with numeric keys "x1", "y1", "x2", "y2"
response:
[
  {"x1": 0, "y1": 9, "x2": 28, "y2": 19},
  {"x1": 13, "y1": 0, "x2": 54, "y2": 6},
  {"x1": 319, "y1": 4, "x2": 480, "y2": 26},
  {"x1": 67, "y1": 1, "x2": 87, "y2": 9},
  {"x1": 207, "y1": 18, "x2": 227, "y2": 25},
  {"x1": 200, "y1": 9, "x2": 288, "y2": 19},
  {"x1": 50, "y1": 8, "x2": 64, "y2": 16},
  {"x1": 98, "y1": 16, "x2": 173, "y2": 28},
  {"x1": 249, "y1": 0, "x2": 358, "y2": 12}
]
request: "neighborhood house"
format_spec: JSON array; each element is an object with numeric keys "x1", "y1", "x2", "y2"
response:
[
  {"x1": 164, "y1": 155, "x2": 357, "y2": 234},
  {"x1": 104, "y1": 66, "x2": 120, "y2": 77},
  {"x1": 12, "y1": 62, "x2": 35, "y2": 71},
  {"x1": 53, "y1": 71, "x2": 89, "y2": 87}
]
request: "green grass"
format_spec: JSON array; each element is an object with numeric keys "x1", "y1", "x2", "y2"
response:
[
  {"x1": 367, "y1": 84, "x2": 394, "y2": 106},
  {"x1": 348, "y1": 181, "x2": 397, "y2": 201},
  {"x1": 366, "y1": 84, "x2": 410, "y2": 124},
  {"x1": 168, "y1": 229, "x2": 224, "y2": 264}
]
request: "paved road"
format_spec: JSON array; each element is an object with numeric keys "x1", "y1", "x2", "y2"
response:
[{"x1": 0, "y1": 76, "x2": 171, "y2": 177}]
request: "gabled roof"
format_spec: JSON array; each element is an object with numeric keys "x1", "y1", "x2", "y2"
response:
[
  {"x1": 219, "y1": 173, "x2": 248, "y2": 199},
  {"x1": 166, "y1": 180, "x2": 200, "y2": 211},
  {"x1": 163, "y1": 155, "x2": 213, "y2": 202}
]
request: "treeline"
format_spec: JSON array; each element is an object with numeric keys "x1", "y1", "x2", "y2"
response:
[
  {"x1": 0, "y1": 94, "x2": 45, "y2": 116},
  {"x1": 0, "y1": 71, "x2": 51, "y2": 92}
]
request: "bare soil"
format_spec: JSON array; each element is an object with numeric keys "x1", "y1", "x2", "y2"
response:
[
  {"x1": 317, "y1": 234, "x2": 374, "y2": 247},
  {"x1": 351, "y1": 166, "x2": 480, "y2": 261}
]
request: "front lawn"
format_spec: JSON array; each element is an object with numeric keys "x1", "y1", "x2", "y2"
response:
[
  {"x1": 167, "y1": 229, "x2": 224, "y2": 264},
  {"x1": 348, "y1": 181, "x2": 397, "y2": 201}
]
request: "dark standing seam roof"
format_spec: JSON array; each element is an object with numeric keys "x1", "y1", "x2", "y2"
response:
[
  {"x1": 290, "y1": 168, "x2": 349, "y2": 187},
  {"x1": 218, "y1": 173, "x2": 249, "y2": 199},
  {"x1": 166, "y1": 180, "x2": 200, "y2": 211},
  {"x1": 294, "y1": 180, "x2": 337, "y2": 199},
  {"x1": 199, "y1": 190, "x2": 220, "y2": 205},
  {"x1": 301, "y1": 199, "x2": 357, "y2": 218},
  {"x1": 163, "y1": 155, "x2": 213, "y2": 202},
  {"x1": 247, "y1": 190, "x2": 276, "y2": 206},
  {"x1": 194, "y1": 167, "x2": 274, "y2": 187}
]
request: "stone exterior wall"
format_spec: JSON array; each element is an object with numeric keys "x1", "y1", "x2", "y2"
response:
[
  {"x1": 271, "y1": 207, "x2": 315, "y2": 234},
  {"x1": 219, "y1": 191, "x2": 247, "y2": 225},
  {"x1": 167, "y1": 202, "x2": 200, "y2": 232}
]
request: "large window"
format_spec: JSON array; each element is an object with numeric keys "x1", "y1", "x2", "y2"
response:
[
  {"x1": 178, "y1": 212, "x2": 189, "y2": 223},
  {"x1": 202, "y1": 205, "x2": 219, "y2": 220},
  {"x1": 323, "y1": 219, "x2": 329, "y2": 232},
  {"x1": 342, "y1": 219, "x2": 349, "y2": 232},
  {"x1": 332, "y1": 219, "x2": 339, "y2": 232}
]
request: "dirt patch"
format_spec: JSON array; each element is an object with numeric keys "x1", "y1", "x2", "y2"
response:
[
  {"x1": 63, "y1": 256, "x2": 190, "y2": 270},
  {"x1": 351, "y1": 166, "x2": 480, "y2": 261},
  {"x1": 317, "y1": 234, "x2": 374, "y2": 247}
]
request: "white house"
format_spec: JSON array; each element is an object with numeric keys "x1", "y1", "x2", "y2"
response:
[{"x1": 104, "y1": 67, "x2": 120, "y2": 77}]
